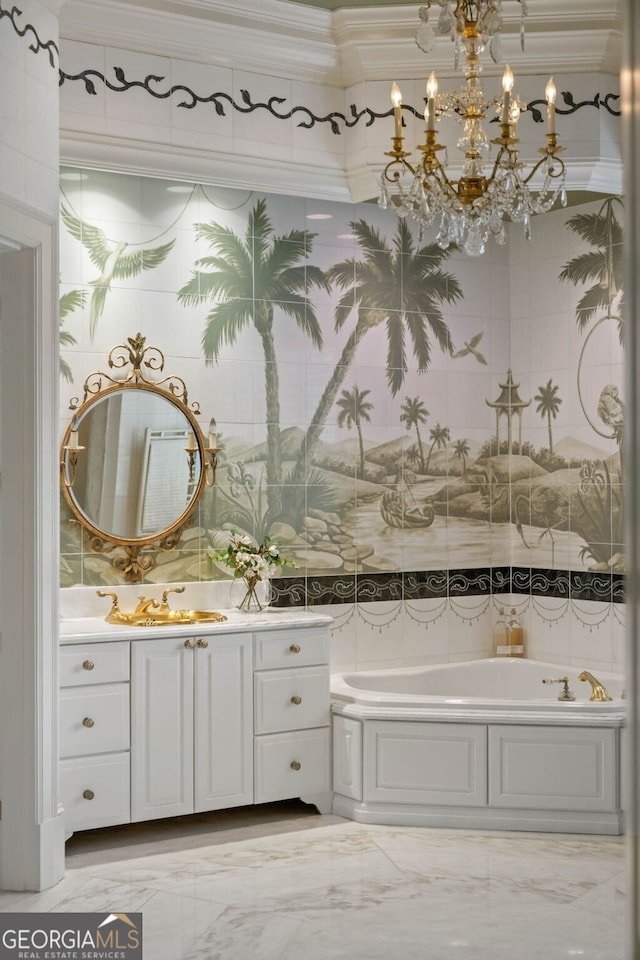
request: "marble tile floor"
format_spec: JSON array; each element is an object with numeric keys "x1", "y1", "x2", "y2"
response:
[{"x1": 0, "y1": 801, "x2": 628, "y2": 960}]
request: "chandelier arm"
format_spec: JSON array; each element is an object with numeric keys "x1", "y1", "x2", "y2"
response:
[
  {"x1": 382, "y1": 156, "x2": 418, "y2": 185},
  {"x1": 483, "y1": 142, "x2": 516, "y2": 192},
  {"x1": 521, "y1": 152, "x2": 566, "y2": 187}
]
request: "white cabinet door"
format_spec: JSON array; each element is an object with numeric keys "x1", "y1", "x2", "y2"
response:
[
  {"x1": 131, "y1": 636, "x2": 194, "y2": 822},
  {"x1": 194, "y1": 633, "x2": 253, "y2": 812}
]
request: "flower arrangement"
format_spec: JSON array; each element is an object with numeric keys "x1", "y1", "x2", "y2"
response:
[
  {"x1": 210, "y1": 531, "x2": 294, "y2": 578},
  {"x1": 209, "y1": 531, "x2": 295, "y2": 611}
]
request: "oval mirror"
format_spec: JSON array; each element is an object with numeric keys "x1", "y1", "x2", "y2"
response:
[{"x1": 62, "y1": 383, "x2": 206, "y2": 544}]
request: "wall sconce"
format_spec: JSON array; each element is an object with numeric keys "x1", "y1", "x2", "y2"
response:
[
  {"x1": 206, "y1": 417, "x2": 218, "y2": 487},
  {"x1": 185, "y1": 431, "x2": 197, "y2": 484},
  {"x1": 62, "y1": 421, "x2": 85, "y2": 488}
]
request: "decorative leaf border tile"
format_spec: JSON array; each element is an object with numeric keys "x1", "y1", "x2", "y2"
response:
[
  {"x1": 57, "y1": 63, "x2": 621, "y2": 136},
  {"x1": 0, "y1": 2, "x2": 58, "y2": 67}
]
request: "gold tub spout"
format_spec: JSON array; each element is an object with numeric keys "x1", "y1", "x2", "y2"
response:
[{"x1": 578, "y1": 670, "x2": 613, "y2": 702}]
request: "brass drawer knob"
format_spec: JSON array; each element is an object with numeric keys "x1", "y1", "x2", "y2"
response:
[
  {"x1": 82, "y1": 660, "x2": 95, "y2": 671},
  {"x1": 82, "y1": 789, "x2": 95, "y2": 800},
  {"x1": 184, "y1": 639, "x2": 195, "y2": 649},
  {"x1": 82, "y1": 717, "x2": 95, "y2": 728},
  {"x1": 291, "y1": 695, "x2": 302, "y2": 705},
  {"x1": 289, "y1": 644, "x2": 301, "y2": 654},
  {"x1": 197, "y1": 638, "x2": 208, "y2": 648},
  {"x1": 290, "y1": 761, "x2": 301, "y2": 771}
]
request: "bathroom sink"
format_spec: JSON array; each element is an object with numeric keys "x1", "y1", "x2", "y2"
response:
[
  {"x1": 105, "y1": 608, "x2": 228, "y2": 626},
  {"x1": 96, "y1": 589, "x2": 227, "y2": 626}
]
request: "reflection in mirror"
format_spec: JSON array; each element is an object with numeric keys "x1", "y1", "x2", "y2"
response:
[{"x1": 68, "y1": 388, "x2": 203, "y2": 541}]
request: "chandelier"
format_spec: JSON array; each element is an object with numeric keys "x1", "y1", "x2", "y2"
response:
[{"x1": 379, "y1": 0, "x2": 567, "y2": 256}]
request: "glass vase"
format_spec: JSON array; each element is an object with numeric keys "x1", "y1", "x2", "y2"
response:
[{"x1": 231, "y1": 574, "x2": 271, "y2": 612}]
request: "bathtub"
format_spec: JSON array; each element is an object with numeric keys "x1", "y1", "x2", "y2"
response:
[{"x1": 331, "y1": 658, "x2": 626, "y2": 835}]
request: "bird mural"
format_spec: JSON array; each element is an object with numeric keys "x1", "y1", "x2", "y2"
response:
[
  {"x1": 61, "y1": 205, "x2": 176, "y2": 338},
  {"x1": 597, "y1": 383, "x2": 624, "y2": 448},
  {"x1": 452, "y1": 330, "x2": 487, "y2": 365}
]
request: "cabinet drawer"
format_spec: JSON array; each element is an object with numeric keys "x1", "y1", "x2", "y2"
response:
[
  {"x1": 60, "y1": 641, "x2": 130, "y2": 687},
  {"x1": 254, "y1": 666, "x2": 329, "y2": 734},
  {"x1": 254, "y1": 728, "x2": 330, "y2": 803},
  {"x1": 60, "y1": 683, "x2": 130, "y2": 758},
  {"x1": 254, "y1": 628, "x2": 329, "y2": 670},
  {"x1": 60, "y1": 752, "x2": 130, "y2": 831}
]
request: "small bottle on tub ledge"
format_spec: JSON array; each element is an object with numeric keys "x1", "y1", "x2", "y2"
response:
[
  {"x1": 493, "y1": 607, "x2": 525, "y2": 657},
  {"x1": 493, "y1": 607, "x2": 510, "y2": 656},
  {"x1": 506, "y1": 607, "x2": 525, "y2": 657}
]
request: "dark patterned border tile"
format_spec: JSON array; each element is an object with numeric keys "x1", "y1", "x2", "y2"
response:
[
  {"x1": 270, "y1": 576, "x2": 306, "y2": 607},
  {"x1": 569, "y1": 570, "x2": 614, "y2": 602},
  {"x1": 491, "y1": 566, "x2": 513, "y2": 593},
  {"x1": 356, "y1": 572, "x2": 403, "y2": 603},
  {"x1": 403, "y1": 570, "x2": 448, "y2": 600},
  {"x1": 448, "y1": 568, "x2": 492, "y2": 596},
  {"x1": 530, "y1": 568, "x2": 570, "y2": 598},
  {"x1": 612, "y1": 574, "x2": 626, "y2": 603},
  {"x1": 305, "y1": 574, "x2": 356, "y2": 606}
]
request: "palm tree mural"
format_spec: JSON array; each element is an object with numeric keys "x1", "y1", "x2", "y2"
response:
[
  {"x1": 400, "y1": 396, "x2": 429, "y2": 472},
  {"x1": 534, "y1": 379, "x2": 562, "y2": 454},
  {"x1": 425, "y1": 424, "x2": 450, "y2": 475},
  {"x1": 287, "y1": 219, "x2": 462, "y2": 506},
  {"x1": 559, "y1": 197, "x2": 624, "y2": 338},
  {"x1": 453, "y1": 437, "x2": 470, "y2": 474},
  {"x1": 177, "y1": 198, "x2": 330, "y2": 512},
  {"x1": 336, "y1": 385, "x2": 373, "y2": 477},
  {"x1": 60, "y1": 205, "x2": 176, "y2": 338},
  {"x1": 560, "y1": 197, "x2": 625, "y2": 455},
  {"x1": 59, "y1": 289, "x2": 85, "y2": 382}
]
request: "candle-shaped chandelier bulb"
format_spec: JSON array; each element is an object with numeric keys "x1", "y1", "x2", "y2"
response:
[
  {"x1": 391, "y1": 82, "x2": 403, "y2": 139},
  {"x1": 501, "y1": 64, "x2": 514, "y2": 124},
  {"x1": 545, "y1": 76, "x2": 557, "y2": 134},
  {"x1": 426, "y1": 71, "x2": 438, "y2": 132}
]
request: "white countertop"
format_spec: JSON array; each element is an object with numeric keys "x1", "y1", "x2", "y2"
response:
[{"x1": 60, "y1": 607, "x2": 332, "y2": 644}]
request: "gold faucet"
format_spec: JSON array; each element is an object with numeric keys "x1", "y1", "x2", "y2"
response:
[
  {"x1": 159, "y1": 585, "x2": 186, "y2": 611},
  {"x1": 96, "y1": 590, "x2": 121, "y2": 616},
  {"x1": 578, "y1": 670, "x2": 613, "y2": 702},
  {"x1": 133, "y1": 595, "x2": 160, "y2": 616}
]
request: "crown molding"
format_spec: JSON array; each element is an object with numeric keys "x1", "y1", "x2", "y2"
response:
[
  {"x1": 60, "y1": 0, "x2": 341, "y2": 85},
  {"x1": 334, "y1": 0, "x2": 622, "y2": 85},
  {"x1": 59, "y1": 0, "x2": 622, "y2": 88},
  {"x1": 59, "y1": 130, "x2": 353, "y2": 202}
]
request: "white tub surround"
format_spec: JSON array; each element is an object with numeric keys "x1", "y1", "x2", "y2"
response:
[
  {"x1": 60, "y1": 605, "x2": 332, "y2": 836},
  {"x1": 332, "y1": 658, "x2": 625, "y2": 835}
]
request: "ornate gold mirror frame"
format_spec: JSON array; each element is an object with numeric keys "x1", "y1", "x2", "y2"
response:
[{"x1": 61, "y1": 333, "x2": 218, "y2": 582}]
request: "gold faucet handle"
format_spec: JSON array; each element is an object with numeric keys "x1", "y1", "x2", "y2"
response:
[
  {"x1": 160, "y1": 585, "x2": 186, "y2": 609},
  {"x1": 96, "y1": 590, "x2": 120, "y2": 612}
]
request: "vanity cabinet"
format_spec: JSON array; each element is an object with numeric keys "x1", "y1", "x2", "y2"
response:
[
  {"x1": 254, "y1": 627, "x2": 331, "y2": 809},
  {"x1": 59, "y1": 641, "x2": 131, "y2": 832},
  {"x1": 131, "y1": 632, "x2": 253, "y2": 821},
  {"x1": 58, "y1": 614, "x2": 332, "y2": 834}
]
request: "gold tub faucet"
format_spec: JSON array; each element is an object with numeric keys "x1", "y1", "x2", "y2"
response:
[{"x1": 578, "y1": 670, "x2": 613, "y2": 702}]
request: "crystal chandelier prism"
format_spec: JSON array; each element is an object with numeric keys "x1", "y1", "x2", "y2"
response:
[{"x1": 379, "y1": 0, "x2": 567, "y2": 256}]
